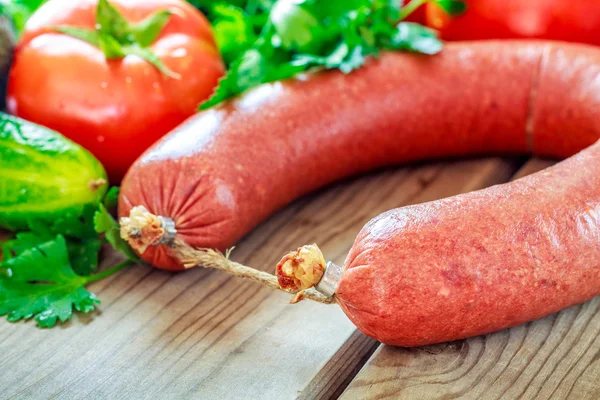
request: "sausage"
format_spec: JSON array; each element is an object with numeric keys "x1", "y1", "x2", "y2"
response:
[
  {"x1": 336, "y1": 142, "x2": 600, "y2": 346},
  {"x1": 119, "y1": 40, "x2": 600, "y2": 271},
  {"x1": 274, "y1": 136, "x2": 600, "y2": 347}
]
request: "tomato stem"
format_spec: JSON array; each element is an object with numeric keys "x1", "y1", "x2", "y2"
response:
[{"x1": 54, "y1": 0, "x2": 179, "y2": 79}]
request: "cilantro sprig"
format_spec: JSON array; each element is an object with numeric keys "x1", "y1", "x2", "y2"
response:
[
  {"x1": 0, "y1": 236, "x2": 114, "y2": 328},
  {"x1": 94, "y1": 203, "x2": 139, "y2": 261},
  {"x1": 0, "y1": 189, "x2": 139, "y2": 328},
  {"x1": 199, "y1": 0, "x2": 465, "y2": 109},
  {"x1": 196, "y1": 1, "x2": 275, "y2": 65}
]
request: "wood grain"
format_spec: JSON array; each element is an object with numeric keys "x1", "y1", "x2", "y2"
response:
[
  {"x1": 340, "y1": 298, "x2": 600, "y2": 400},
  {"x1": 341, "y1": 157, "x2": 600, "y2": 400},
  {"x1": 0, "y1": 157, "x2": 523, "y2": 400}
]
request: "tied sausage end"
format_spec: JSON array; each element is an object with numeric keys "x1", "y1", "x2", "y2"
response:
[
  {"x1": 276, "y1": 244, "x2": 327, "y2": 295},
  {"x1": 119, "y1": 205, "x2": 176, "y2": 254}
]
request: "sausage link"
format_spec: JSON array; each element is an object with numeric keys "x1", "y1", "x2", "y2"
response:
[
  {"x1": 339, "y1": 140, "x2": 600, "y2": 346},
  {"x1": 119, "y1": 41, "x2": 600, "y2": 270}
]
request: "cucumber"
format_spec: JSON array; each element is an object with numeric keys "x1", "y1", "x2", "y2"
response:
[
  {"x1": 0, "y1": 16, "x2": 14, "y2": 110},
  {"x1": 0, "y1": 112, "x2": 108, "y2": 233}
]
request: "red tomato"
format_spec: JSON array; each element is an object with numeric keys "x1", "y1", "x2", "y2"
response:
[
  {"x1": 426, "y1": 0, "x2": 600, "y2": 45},
  {"x1": 7, "y1": 0, "x2": 225, "y2": 182}
]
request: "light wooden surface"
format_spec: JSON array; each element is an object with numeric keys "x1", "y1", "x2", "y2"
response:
[{"x1": 3, "y1": 156, "x2": 596, "y2": 400}]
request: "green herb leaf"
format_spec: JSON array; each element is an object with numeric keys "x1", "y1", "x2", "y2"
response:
[
  {"x1": 193, "y1": 0, "x2": 277, "y2": 68},
  {"x1": 293, "y1": 41, "x2": 347, "y2": 69},
  {"x1": 103, "y1": 186, "x2": 120, "y2": 210},
  {"x1": 41, "y1": 203, "x2": 100, "y2": 239},
  {"x1": 0, "y1": 0, "x2": 47, "y2": 37},
  {"x1": 388, "y1": 22, "x2": 443, "y2": 54},
  {"x1": 199, "y1": 0, "x2": 445, "y2": 109},
  {"x1": 433, "y1": 0, "x2": 467, "y2": 16},
  {"x1": 200, "y1": 43, "x2": 304, "y2": 109},
  {"x1": 200, "y1": 48, "x2": 263, "y2": 109},
  {"x1": 3, "y1": 201, "x2": 104, "y2": 276},
  {"x1": 0, "y1": 236, "x2": 100, "y2": 328},
  {"x1": 2, "y1": 222, "x2": 102, "y2": 276},
  {"x1": 211, "y1": 4, "x2": 256, "y2": 65},
  {"x1": 271, "y1": 0, "x2": 320, "y2": 52},
  {"x1": 94, "y1": 204, "x2": 139, "y2": 261},
  {"x1": 1, "y1": 232, "x2": 45, "y2": 263},
  {"x1": 67, "y1": 237, "x2": 103, "y2": 276}
]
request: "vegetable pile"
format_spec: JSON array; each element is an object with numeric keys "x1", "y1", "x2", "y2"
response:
[
  {"x1": 4, "y1": 0, "x2": 600, "y2": 351},
  {"x1": 6, "y1": 0, "x2": 225, "y2": 181},
  {"x1": 0, "y1": 113, "x2": 137, "y2": 327}
]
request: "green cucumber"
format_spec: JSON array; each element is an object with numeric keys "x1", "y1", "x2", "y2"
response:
[{"x1": 0, "y1": 112, "x2": 108, "y2": 233}]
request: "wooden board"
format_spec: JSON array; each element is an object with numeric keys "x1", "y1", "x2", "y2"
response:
[{"x1": 2, "y1": 156, "x2": 586, "y2": 400}]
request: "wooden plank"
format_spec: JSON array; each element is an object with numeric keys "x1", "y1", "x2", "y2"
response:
[
  {"x1": 341, "y1": 157, "x2": 600, "y2": 400},
  {"x1": 340, "y1": 299, "x2": 600, "y2": 400},
  {"x1": 0, "y1": 157, "x2": 522, "y2": 400}
]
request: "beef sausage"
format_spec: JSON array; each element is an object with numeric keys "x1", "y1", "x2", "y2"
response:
[
  {"x1": 335, "y1": 141, "x2": 600, "y2": 346},
  {"x1": 119, "y1": 40, "x2": 600, "y2": 270}
]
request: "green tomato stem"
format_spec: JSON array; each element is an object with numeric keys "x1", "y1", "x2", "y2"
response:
[{"x1": 54, "y1": 0, "x2": 178, "y2": 79}]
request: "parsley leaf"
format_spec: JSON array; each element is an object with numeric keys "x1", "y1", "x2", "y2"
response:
[
  {"x1": 44, "y1": 203, "x2": 99, "y2": 239},
  {"x1": 94, "y1": 204, "x2": 139, "y2": 261},
  {"x1": 0, "y1": 235, "x2": 100, "y2": 328},
  {"x1": 0, "y1": 194, "x2": 137, "y2": 328},
  {"x1": 191, "y1": 0, "x2": 276, "y2": 67},
  {"x1": 433, "y1": 0, "x2": 467, "y2": 16},
  {"x1": 103, "y1": 186, "x2": 120, "y2": 210},
  {"x1": 211, "y1": 4, "x2": 257, "y2": 65},
  {"x1": 388, "y1": 22, "x2": 443, "y2": 54},
  {"x1": 2, "y1": 222, "x2": 102, "y2": 276},
  {"x1": 271, "y1": 0, "x2": 320, "y2": 52},
  {"x1": 200, "y1": 0, "x2": 460, "y2": 109},
  {"x1": 1, "y1": 231, "x2": 49, "y2": 260},
  {"x1": 67, "y1": 237, "x2": 103, "y2": 276}
]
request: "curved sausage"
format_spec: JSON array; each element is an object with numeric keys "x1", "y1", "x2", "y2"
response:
[
  {"x1": 119, "y1": 40, "x2": 600, "y2": 271},
  {"x1": 338, "y1": 141, "x2": 600, "y2": 346}
]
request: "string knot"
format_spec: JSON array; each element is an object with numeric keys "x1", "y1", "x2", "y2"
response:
[{"x1": 119, "y1": 206, "x2": 175, "y2": 254}]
